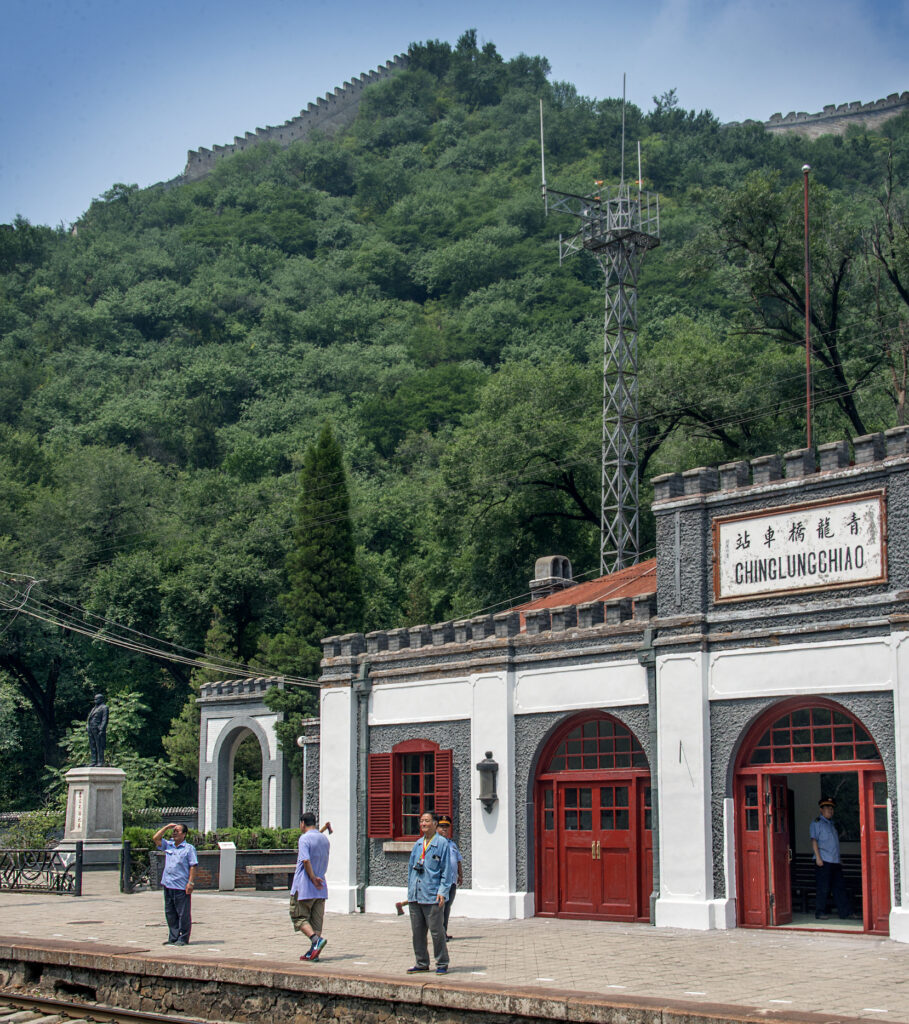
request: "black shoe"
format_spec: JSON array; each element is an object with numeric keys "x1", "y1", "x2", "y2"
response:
[
  {"x1": 445, "y1": 933, "x2": 452, "y2": 940},
  {"x1": 162, "y1": 940, "x2": 174, "y2": 945},
  {"x1": 436, "y1": 965, "x2": 448, "y2": 974},
  {"x1": 406, "y1": 965, "x2": 429, "y2": 973},
  {"x1": 174, "y1": 939, "x2": 188, "y2": 946}
]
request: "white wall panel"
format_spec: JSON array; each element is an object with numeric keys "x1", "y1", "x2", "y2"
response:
[
  {"x1": 710, "y1": 637, "x2": 892, "y2": 699},
  {"x1": 514, "y1": 660, "x2": 647, "y2": 714},
  {"x1": 368, "y1": 678, "x2": 471, "y2": 725}
]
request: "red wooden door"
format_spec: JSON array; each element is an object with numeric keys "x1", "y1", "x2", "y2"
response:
[
  {"x1": 558, "y1": 784, "x2": 600, "y2": 917},
  {"x1": 595, "y1": 782, "x2": 636, "y2": 920},
  {"x1": 736, "y1": 775, "x2": 768, "y2": 926},
  {"x1": 862, "y1": 771, "x2": 891, "y2": 934},
  {"x1": 536, "y1": 781, "x2": 558, "y2": 914},
  {"x1": 767, "y1": 776, "x2": 792, "y2": 925}
]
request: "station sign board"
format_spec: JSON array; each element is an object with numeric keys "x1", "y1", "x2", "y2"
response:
[{"x1": 713, "y1": 490, "x2": 886, "y2": 602}]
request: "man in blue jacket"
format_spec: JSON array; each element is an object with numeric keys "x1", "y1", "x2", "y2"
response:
[{"x1": 406, "y1": 810, "x2": 453, "y2": 975}]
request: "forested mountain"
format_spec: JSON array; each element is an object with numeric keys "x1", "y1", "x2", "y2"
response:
[{"x1": 1, "y1": 32, "x2": 908, "y2": 807}]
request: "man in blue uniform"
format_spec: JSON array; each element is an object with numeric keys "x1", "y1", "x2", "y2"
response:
[
  {"x1": 810, "y1": 795, "x2": 855, "y2": 920},
  {"x1": 437, "y1": 815, "x2": 463, "y2": 940},
  {"x1": 153, "y1": 822, "x2": 198, "y2": 945},
  {"x1": 290, "y1": 812, "x2": 331, "y2": 961},
  {"x1": 406, "y1": 810, "x2": 453, "y2": 975}
]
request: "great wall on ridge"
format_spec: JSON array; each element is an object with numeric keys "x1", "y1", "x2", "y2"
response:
[{"x1": 167, "y1": 51, "x2": 907, "y2": 187}]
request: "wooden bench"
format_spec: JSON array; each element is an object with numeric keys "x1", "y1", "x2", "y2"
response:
[
  {"x1": 247, "y1": 864, "x2": 297, "y2": 891},
  {"x1": 791, "y1": 852, "x2": 862, "y2": 914}
]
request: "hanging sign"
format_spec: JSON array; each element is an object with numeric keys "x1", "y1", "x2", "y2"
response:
[{"x1": 713, "y1": 490, "x2": 886, "y2": 602}]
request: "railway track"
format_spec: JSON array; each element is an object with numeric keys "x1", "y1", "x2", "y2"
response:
[{"x1": 0, "y1": 994, "x2": 235, "y2": 1024}]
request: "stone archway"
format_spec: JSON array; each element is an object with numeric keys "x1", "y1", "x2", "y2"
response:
[{"x1": 197, "y1": 677, "x2": 300, "y2": 832}]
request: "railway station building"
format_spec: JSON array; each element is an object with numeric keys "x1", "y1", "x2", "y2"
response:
[{"x1": 314, "y1": 430, "x2": 909, "y2": 942}]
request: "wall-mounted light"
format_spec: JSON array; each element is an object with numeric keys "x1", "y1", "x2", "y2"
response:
[{"x1": 476, "y1": 751, "x2": 499, "y2": 813}]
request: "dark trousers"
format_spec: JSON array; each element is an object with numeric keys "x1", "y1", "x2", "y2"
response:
[
  {"x1": 164, "y1": 887, "x2": 192, "y2": 942},
  {"x1": 815, "y1": 861, "x2": 851, "y2": 919},
  {"x1": 443, "y1": 883, "x2": 457, "y2": 932},
  {"x1": 409, "y1": 901, "x2": 448, "y2": 969}
]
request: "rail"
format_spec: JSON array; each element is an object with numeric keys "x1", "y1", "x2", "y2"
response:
[{"x1": 0, "y1": 992, "x2": 225, "y2": 1024}]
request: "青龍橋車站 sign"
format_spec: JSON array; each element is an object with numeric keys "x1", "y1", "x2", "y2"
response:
[{"x1": 713, "y1": 491, "x2": 886, "y2": 601}]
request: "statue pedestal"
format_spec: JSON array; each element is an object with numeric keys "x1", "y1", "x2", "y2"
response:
[{"x1": 57, "y1": 766, "x2": 126, "y2": 867}]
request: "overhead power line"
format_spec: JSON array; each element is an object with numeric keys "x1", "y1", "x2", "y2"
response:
[{"x1": 0, "y1": 575, "x2": 319, "y2": 689}]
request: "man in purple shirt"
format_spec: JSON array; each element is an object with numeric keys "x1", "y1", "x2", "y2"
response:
[{"x1": 290, "y1": 812, "x2": 330, "y2": 961}]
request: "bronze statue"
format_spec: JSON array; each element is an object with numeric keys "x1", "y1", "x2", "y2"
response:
[{"x1": 87, "y1": 693, "x2": 109, "y2": 766}]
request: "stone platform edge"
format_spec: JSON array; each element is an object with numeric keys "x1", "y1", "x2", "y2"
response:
[{"x1": 0, "y1": 938, "x2": 890, "y2": 1024}]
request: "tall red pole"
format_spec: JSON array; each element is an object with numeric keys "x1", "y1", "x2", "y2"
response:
[{"x1": 803, "y1": 164, "x2": 812, "y2": 449}]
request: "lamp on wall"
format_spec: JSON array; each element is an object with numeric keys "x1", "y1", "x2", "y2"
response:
[{"x1": 476, "y1": 751, "x2": 499, "y2": 813}]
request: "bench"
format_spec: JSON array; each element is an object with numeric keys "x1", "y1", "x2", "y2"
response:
[
  {"x1": 247, "y1": 864, "x2": 297, "y2": 891},
  {"x1": 791, "y1": 852, "x2": 862, "y2": 914}
]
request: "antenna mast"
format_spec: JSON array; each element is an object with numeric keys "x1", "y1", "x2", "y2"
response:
[{"x1": 541, "y1": 84, "x2": 660, "y2": 574}]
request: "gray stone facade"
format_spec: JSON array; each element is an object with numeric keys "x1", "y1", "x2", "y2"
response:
[
  {"x1": 366, "y1": 720, "x2": 471, "y2": 890},
  {"x1": 514, "y1": 706, "x2": 652, "y2": 893}
]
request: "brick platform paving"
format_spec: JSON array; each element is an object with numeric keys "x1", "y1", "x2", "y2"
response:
[{"x1": 2, "y1": 883, "x2": 908, "y2": 1022}]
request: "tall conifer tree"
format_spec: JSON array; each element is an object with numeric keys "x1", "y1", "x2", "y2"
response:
[{"x1": 266, "y1": 423, "x2": 364, "y2": 679}]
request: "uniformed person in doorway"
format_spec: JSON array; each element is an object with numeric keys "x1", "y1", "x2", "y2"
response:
[{"x1": 809, "y1": 796, "x2": 858, "y2": 920}]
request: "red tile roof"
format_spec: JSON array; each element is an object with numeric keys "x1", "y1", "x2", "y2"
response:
[{"x1": 515, "y1": 557, "x2": 657, "y2": 612}]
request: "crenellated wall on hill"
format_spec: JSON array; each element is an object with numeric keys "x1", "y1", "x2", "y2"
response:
[
  {"x1": 180, "y1": 54, "x2": 409, "y2": 183},
  {"x1": 169, "y1": 60, "x2": 905, "y2": 188},
  {"x1": 745, "y1": 91, "x2": 909, "y2": 139}
]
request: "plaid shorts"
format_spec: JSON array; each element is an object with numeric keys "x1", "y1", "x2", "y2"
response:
[{"x1": 289, "y1": 892, "x2": 325, "y2": 934}]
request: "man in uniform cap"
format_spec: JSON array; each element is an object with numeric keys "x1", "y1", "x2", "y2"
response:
[
  {"x1": 437, "y1": 815, "x2": 463, "y2": 940},
  {"x1": 809, "y1": 796, "x2": 857, "y2": 920}
]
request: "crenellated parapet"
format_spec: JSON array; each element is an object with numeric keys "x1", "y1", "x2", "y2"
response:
[
  {"x1": 729, "y1": 91, "x2": 909, "y2": 139},
  {"x1": 320, "y1": 589, "x2": 659, "y2": 674},
  {"x1": 652, "y1": 427, "x2": 909, "y2": 503},
  {"x1": 181, "y1": 54, "x2": 409, "y2": 183},
  {"x1": 651, "y1": 426, "x2": 909, "y2": 625},
  {"x1": 198, "y1": 675, "x2": 285, "y2": 700}
]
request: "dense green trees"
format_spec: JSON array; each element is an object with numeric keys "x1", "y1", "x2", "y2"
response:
[{"x1": 1, "y1": 33, "x2": 909, "y2": 806}]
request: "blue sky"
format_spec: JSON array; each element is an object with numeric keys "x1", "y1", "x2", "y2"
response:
[{"x1": 2, "y1": 0, "x2": 907, "y2": 227}]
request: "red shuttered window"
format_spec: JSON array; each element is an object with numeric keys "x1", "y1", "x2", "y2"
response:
[{"x1": 367, "y1": 740, "x2": 454, "y2": 839}]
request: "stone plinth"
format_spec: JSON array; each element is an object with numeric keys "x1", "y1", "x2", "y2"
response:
[{"x1": 57, "y1": 766, "x2": 126, "y2": 867}]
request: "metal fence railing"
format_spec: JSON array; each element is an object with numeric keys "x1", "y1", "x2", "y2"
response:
[{"x1": 0, "y1": 842, "x2": 82, "y2": 895}]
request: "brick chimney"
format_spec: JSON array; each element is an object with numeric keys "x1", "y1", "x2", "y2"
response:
[{"x1": 529, "y1": 555, "x2": 574, "y2": 601}]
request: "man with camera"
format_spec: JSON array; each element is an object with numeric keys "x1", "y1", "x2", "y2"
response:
[{"x1": 406, "y1": 810, "x2": 453, "y2": 975}]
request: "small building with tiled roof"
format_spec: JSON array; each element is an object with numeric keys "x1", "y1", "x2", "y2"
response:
[{"x1": 305, "y1": 429, "x2": 909, "y2": 944}]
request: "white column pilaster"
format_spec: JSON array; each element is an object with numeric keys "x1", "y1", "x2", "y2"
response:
[
  {"x1": 654, "y1": 651, "x2": 724, "y2": 929},
  {"x1": 889, "y1": 632, "x2": 909, "y2": 942},
  {"x1": 460, "y1": 669, "x2": 523, "y2": 918},
  {"x1": 320, "y1": 685, "x2": 358, "y2": 913}
]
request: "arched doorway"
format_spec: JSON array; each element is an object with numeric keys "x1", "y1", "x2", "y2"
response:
[
  {"x1": 734, "y1": 698, "x2": 890, "y2": 934},
  {"x1": 535, "y1": 711, "x2": 652, "y2": 921}
]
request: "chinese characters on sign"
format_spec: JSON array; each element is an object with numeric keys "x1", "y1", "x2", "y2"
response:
[{"x1": 714, "y1": 492, "x2": 886, "y2": 601}]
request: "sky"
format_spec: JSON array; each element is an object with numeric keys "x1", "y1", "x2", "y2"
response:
[{"x1": 2, "y1": 0, "x2": 907, "y2": 228}]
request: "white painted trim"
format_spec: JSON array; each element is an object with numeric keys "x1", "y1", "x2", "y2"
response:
[
  {"x1": 252, "y1": 713, "x2": 279, "y2": 760},
  {"x1": 514, "y1": 659, "x2": 647, "y2": 714},
  {"x1": 723, "y1": 797, "x2": 736, "y2": 900},
  {"x1": 709, "y1": 635, "x2": 893, "y2": 700},
  {"x1": 204, "y1": 717, "x2": 230, "y2": 762},
  {"x1": 362, "y1": 885, "x2": 533, "y2": 920},
  {"x1": 368, "y1": 677, "x2": 471, "y2": 725}
]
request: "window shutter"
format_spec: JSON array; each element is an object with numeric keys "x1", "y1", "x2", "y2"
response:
[
  {"x1": 434, "y1": 748, "x2": 453, "y2": 817},
  {"x1": 367, "y1": 752, "x2": 394, "y2": 838}
]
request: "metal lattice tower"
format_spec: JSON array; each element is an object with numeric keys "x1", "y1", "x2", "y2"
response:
[{"x1": 541, "y1": 100, "x2": 660, "y2": 574}]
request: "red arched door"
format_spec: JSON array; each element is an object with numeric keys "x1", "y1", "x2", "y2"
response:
[
  {"x1": 535, "y1": 712, "x2": 652, "y2": 922},
  {"x1": 734, "y1": 699, "x2": 890, "y2": 934}
]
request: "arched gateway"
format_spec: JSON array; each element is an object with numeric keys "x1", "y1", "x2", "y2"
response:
[
  {"x1": 535, "y1": 711, "x2": 653, "y2": 921},
  {"x1": 734, "y1": 697, "x2": 890, "y2": 933}
]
